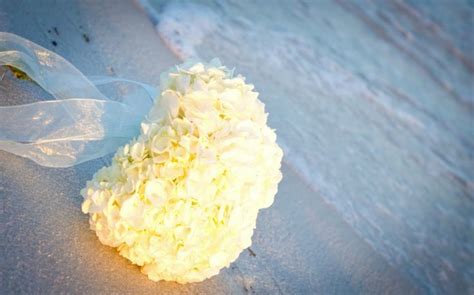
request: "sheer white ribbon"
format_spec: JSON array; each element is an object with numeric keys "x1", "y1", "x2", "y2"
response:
[{"x1": 0, "y1": 32, "x2": 157, "y2": 167}]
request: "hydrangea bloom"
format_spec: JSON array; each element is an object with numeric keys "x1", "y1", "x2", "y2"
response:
[{"x1": 81, "y1": 61, "x2": 283, "y2": 283}]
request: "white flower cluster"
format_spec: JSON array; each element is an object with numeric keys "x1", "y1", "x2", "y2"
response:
[{"x1": 81, "y1": 61, "x2": 283, "y2": 283}]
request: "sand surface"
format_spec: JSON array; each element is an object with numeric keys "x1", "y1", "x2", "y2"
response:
[{"x1": 0, "y1": 0, "x2": 418, "y2": 293}]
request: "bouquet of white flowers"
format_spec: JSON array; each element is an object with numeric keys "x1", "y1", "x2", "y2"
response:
[
  {"x1": 0, "y1": 33, "x2": 283, "y2": 283},
  {"x1": 81, "y1": 62, "x2": 283, "y2": 283}
]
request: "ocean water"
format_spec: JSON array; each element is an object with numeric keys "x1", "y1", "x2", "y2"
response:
[{"x1": 139, "y1": 0, "x2": 473, "y2": 293}]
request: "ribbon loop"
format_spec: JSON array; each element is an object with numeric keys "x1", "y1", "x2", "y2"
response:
[{"x1": 0, "y1": 32, "x2": 156, "y2": 167}]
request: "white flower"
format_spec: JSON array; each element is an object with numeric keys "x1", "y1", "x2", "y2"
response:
[{"x1": 81, "y1": 60, "x2": 283, "y2": 284}]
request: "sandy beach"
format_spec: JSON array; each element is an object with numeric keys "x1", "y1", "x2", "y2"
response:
[{"x1": 0, "y1": 0, "x2": 444, "y2": 293}]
